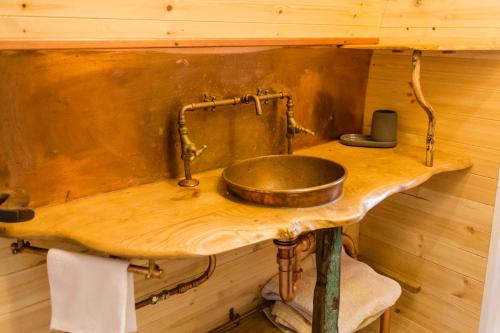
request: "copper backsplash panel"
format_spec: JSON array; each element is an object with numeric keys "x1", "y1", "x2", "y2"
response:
[{"x1": 0, "y1": 47, "x2": 371, "y2": 207}]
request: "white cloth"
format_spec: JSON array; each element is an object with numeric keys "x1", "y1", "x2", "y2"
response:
[
  {"x1": 262, "y1": 252, "x2": 401, "y2": 333},
  {"x1": 47, "y1": 249, "x2": 137, "y2": 333},
  {"x1": 263, "y1": 301, "x2": 310, "y2": 333}
]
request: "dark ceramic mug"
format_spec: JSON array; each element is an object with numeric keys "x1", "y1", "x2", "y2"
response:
[{"x1": 371, "y1": 110, "x2": 397, "y2": 142}]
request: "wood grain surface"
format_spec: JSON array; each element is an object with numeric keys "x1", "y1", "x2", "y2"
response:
[
  {"x1": 2, "y1": 0, "x2": 500, "y2": 50},
  {"x1": 0, "y1": 0, "x2": 384, "y2": 48},
  {"x1": 0, "y1": 141, "x2": 471, "y2": 258},
  {"x1": 0, "y1": 38, "x2": 380, "y2": 50},
  {"x1": 360, "y1": 50, "x2": 500, "y2": 332}
]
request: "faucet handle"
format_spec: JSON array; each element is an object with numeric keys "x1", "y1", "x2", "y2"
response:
[
  {"x1": 181, "y1": 138, "x2": 207, "y2": 162},
  {"x1": 189, "y1": 144, "x2": 207, "y2": 161},
  {"x1": 195, "y1": 145, "x2": 208, "y2": 158},
  {"x1": 291, "y1": 122, "x2": 315, "y2": 136},
  {"x1": 299, "y1": 127, "x2": 315, "y2": 136}
]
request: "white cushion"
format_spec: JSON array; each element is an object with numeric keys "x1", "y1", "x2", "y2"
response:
[{"x1": 262, "y1": 252, "x2": 401, "y2": 333}]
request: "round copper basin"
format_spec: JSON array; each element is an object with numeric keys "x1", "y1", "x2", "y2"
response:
[{"x1": 222, "y1": 155, "x2": 346, "y2": 208}]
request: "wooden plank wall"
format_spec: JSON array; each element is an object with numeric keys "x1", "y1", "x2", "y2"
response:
[
  {"x1": 378, "y1": 0, "x2": 500, "y2": 50},
  {"x1": 359, "y1": 51, "x2": 500, "y2": 332},
  {"x1": 0, "y1": 47, "x2": 370, "y2": 332},
  {"x1": 0, "y1": 237, "x2": 277, "y2": 332},
  {"x1": 0, "y1": 0, "x2": 384, "y2": 40},
  {"x1": 2, "y1": 1, "x2": 500, "y2": 50}
]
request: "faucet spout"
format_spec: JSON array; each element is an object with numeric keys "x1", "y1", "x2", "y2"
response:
[
  {"x1": 244, "y1": 95, "x2": 263, "y2": 116},
  {"x1": 285, "y1": 96, "x2": 315, "y2": 154}
]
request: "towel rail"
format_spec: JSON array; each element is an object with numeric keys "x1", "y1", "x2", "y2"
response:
[
  {"x1": 10, "y1": 239, "x2": 217, "y2": 309},
  {"x1": 10, "y1": 239, "x2": 164, "y2": 279}
]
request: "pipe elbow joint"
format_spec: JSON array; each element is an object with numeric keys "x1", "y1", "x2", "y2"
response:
[{"x1": 244, "y1": 94, "x2": 263, "y2": 116}]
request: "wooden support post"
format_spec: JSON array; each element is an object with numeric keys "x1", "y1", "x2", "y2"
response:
[{"x1": 312, "y1": 227, "x2": 343, "y2": 333}]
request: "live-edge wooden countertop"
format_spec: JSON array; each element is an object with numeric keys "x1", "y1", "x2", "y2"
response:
[{"x1": 0, "y1": 141, "x2": 471, "y2": 259}]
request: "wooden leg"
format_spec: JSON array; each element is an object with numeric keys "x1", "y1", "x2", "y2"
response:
[
  {"x1": 312, "y1": 227, "x2": 343, "y2": 333},
  {"x1": 379, "y1": 308, "x2": 392, "y2": 333}
]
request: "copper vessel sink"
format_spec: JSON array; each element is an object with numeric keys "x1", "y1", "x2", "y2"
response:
[{"x1": 222, "y1": 155, "x2": 346, "y2": 207}]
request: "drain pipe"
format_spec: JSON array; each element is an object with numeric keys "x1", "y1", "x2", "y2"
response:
[
  {"x1": 273, "y1": 238, "x2": 297, "y2": 302},
  {"x1": 411, "y1": 50, "x2": 437, "y2": 167},
  {"x1": 273, "y1": 233, "x2": 315, "y2": 302},
  {"x1": 274, "y1": 232, "x2": 357, "y2": 302}
]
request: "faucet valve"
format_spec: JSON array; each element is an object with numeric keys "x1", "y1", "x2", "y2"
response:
[
  {"x1": 288, "y1": 121, "x2": 315, "y2": 137},
  {"x1": 257, "y1": 88, "x2": 271, "y2": 104},
  {"x1": 178, "y1": 124, "x2": 207, "y2": 187},
  {"x1": 203, "y1": 94, "x2": 217, "y2": 112},
  {"x1": 189, "y1": 144, "x2": 207, "y2": 161}
]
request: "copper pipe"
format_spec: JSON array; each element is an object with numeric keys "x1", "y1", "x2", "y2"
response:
[
  {"x1": 293, "y1": 232, "x2": 315, "y2": 292},
  {"x1": 135, "y1": 255, "x2": 216, "y2": 309},
  {"x1": 274, "y1": 232, "x2": 315, "y2": 302},
  {"x1": 177, "y1": 90, "x2": 313, "y2": 187},
  {"x1": 10, "y1": 240, "x2": 164, "y2": 279},
  {"x1": 274, "y1": 232, "x2": 357, "y2": 302},
  {"x1": 341, "y1": 233, "x2": 358, "y2": 259},
  {"x1": 411, "y1": 50, "x2": 436, "y2": 167},
  {"x1": 274, "y1": 237, "x2": 297, "y2": 302}
]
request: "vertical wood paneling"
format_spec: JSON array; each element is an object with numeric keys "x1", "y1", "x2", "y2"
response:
[{"x1": 359, "y1": 50, "x2": 500, "y2": 332}]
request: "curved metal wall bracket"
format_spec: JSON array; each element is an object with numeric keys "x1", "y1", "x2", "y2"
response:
[{"x1": 411, "y1": 50, "x2": 437, "y2": 167}]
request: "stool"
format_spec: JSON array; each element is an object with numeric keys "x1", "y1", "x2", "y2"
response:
[
  {"x1": 262, "y1": 234, "x2": 402, "y2": 333},
  {"x1": 342, "y1": 234, "x2": 394, "y2": 333}
]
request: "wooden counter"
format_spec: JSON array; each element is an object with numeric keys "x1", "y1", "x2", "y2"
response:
[{"x1": 0, "y1": 141, "x2": 471, "y2": 258}]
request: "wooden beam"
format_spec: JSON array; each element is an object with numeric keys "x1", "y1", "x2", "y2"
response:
[{"x1": 0, "y1": 38, "x2": 379, "y2": 50}]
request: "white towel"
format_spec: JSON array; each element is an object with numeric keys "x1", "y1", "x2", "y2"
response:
[
  {"x1": 262, "y1": 252, "x2": 401, "y2": 333},
  {"x1": 47, "y1": 249, "x2": 137, "y2": 333},
  {"x1": 263, "y1": 301, "x2": 310, "y2": 333}
]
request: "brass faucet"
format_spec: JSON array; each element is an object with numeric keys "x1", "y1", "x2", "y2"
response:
[
  {"x1": 176, "y1": 90, "x2": 314, "y2": 187},
  {"x1": 178, "y1": 124, "x2": 207, "y2": 187},
  {"x1": 285, "y1": 96, "x2": 315, "y2": 154},
  {"x1": 177, "y1": 99, "x2": 240, "y2": 187}
]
